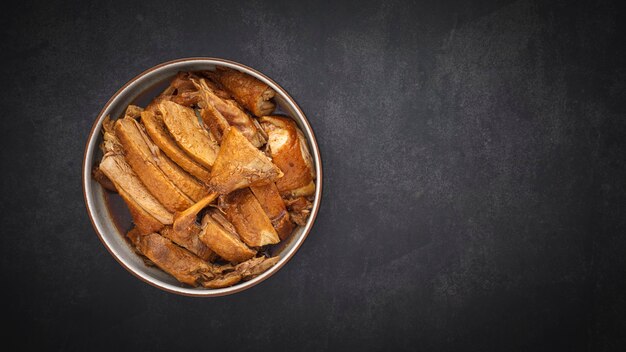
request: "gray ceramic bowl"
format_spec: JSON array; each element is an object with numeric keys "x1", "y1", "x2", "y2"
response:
[{"x1": 82, "y1": 58, "x2": 322, "y2": 296}]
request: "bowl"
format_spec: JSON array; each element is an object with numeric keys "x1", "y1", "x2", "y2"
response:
[{"x1": 82, "y1": 57, "x2": 322, "y2": 297}]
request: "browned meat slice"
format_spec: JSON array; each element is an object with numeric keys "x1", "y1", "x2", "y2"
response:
[
  {"x1": 159, "y1": 226, "x2": 216, "y2": 262},
  {"x1": 127, "y1": 231, "x2": 233, "y2": 287},
  {"x1": 235, "y1": 255, "x2": 281, "y2": 280},
  {"x1": 208, "y1": 126, "x2": 282, "y2": 194},
  {"x1": 98, "y1": 117, "x2": 173, "y2": 226},
  {"x1": 220, "y1": 188, "x2": 280, "y2": 247},
  {"x1": 144, "y1": 72, "x2": 201, "y2": 111},
  {"x1": 285, "y1": 196, "x2": 313, "y2": 226},
  {"x1": 117, "y1": 110, "x2": 210, "y2": 202},
  {"x1": 250, "y1": 183, "x2": 293, "y2": 240},
  {"x1": 92, "y1": 165, "x2": 117, "y2": 192},
  {"x1": 100, "y1": 153, "x2": 174, "y2": 225},
  {"x1": 115, "y1": 117, "x2": 194, "y2": 212},
  {"x1": 141, "y1": 110, "x2": 212, "y2": 181},
  {"x1": 153, "y1": 150, "x2": 210, "y2": 202},
  {"x1": 117, "y1": 187, "x2": 165, "y2": 235},
  {"x1": 172, "y1": 193, "x2": 218, "y2": 236},
  {"x1": 192, "y1": 77, "x2": 266, "y2": 147},
  {"x1": 198, "y1": 209, "x2": 256, "y2": 263},
  {"x1": 158, "y1": 100, "x2": 219, "y2": 169},
  {"x1": 126, "y1": 229, "x2": 279, "y2": 288},
  {"x1": 260, "y1": 116, "x2": 315, "y2": 198},
  {"x1": 207, "y1": 67, "x2": 276, "y2": 117},
  {"x1": 164, "y1": 71, "x2": 201, "y2": 107}
]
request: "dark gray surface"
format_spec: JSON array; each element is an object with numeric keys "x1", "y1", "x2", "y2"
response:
[{"x1": 1, "y1": 0, "x2": 625, "y2": 350}]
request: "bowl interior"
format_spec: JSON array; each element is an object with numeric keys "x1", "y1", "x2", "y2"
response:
[{"x1": 83, "y1": 59, "x2": 321, "y2": 296}]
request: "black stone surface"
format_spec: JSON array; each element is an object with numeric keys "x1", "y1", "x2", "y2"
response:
[{"x1": 1, "y1": 0, "x2": 625, "y2": 350}]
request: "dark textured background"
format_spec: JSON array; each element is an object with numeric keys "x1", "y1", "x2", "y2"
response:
[{"x1": 1, "y1": 0, "x2": 625, "y2": 350}]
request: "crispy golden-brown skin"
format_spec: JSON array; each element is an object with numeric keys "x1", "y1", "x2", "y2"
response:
[
  {"x1": 260, "y1": 116, "x2": 315, "y2": 197},
  {"x1": 115, "y1": 117, "x2": 194, "y2": 212},
  {"x1": 250, "y1": 183, "x2": 294, "y2": 240},
  {"x1": 208, "y1": 127, "x2": 283, "y2": 194},
  {"x1": 221, "y1": 188, "x2": 280, "y2": 247},
  {"x1": 207, "y1": 67, "x2": 276, "y2": 117},
  {"x1": 141, "y1": 110, "x2": 212, "y2": 181},
  {"x1": 158, "y1": 100, "x2": 219, "y2": 169},
  {"x1": 198, "y1": 209, "x2": 256, "y2": 263}
]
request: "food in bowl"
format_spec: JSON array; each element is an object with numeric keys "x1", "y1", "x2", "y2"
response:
[{"x1": 92, "y1": 67, "x2": 315, "y2": 289}]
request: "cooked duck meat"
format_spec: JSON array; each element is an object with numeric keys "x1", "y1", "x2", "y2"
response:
[
  {"x1": 192, "y1": 76, "x2": 266, "y2": 147},
  {"x1": 220, "y1": 188, "x2": 280, "y2": 247},
  {"x1": 115, "y1": 117, "x2": 194, "y2": 212},
  {"x1": 147, "y1": 146, "x2": 209, "y2": 203},
  {"x1": 260, "y1": 116, "x2": 315, "y2": 198},
  {"x1": 206, "y1": 67, "x2": 276, "y2": 117},
  {"x1": 157, "y1": 100, "x2": 220, "y2": 169},
  {"x1": 92, "y1": 165, "x2": 117, "y2": 192},
  {"x1": 208, "y1": 126, "x2": 283, "y2": 194},
  {"x1": 172, "y1": 193, "x2": 218, "y2": 237},
  {"x1": 198, "y1": 209, "x2": 256, "y2": 263},
  {"x1": 98, "y1": 117, "x2": 173, "y2": 226},
  {"x1": 144, "y1": 72, "x2": 200, "y2": 109},
  {"x1": 285, "y1": 196, "x2": 313, "y2": 226},
  {"x1": 159, "y1": 226, "x2": 217, "y2": 262},
  {"x1": 126, "y1": 230, "x2": 233, "y2": 287},
  {"x1": 119, "y1": 187, "x2": 166, "y2": 235},
  {"x1": 235, "y1": 255, "x2": 281, "y2": 280},
  {"x1": 250, "y1": 183, "x2": 294, "y2": 240},
  {"x1": 141, "y1": 110, "x2": 212, "y2": 181},
  {"x1": 117, "y1": 111, "x2": 209, "y2": 202},
  {"x1": 127, "y1": 229, "x2": 280, "y2": 288},
  {"x1": 95, "y1": 70, "x2": 312, "y2": 288}
]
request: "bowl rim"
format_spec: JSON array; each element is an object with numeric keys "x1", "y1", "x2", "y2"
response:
[{"x1": 82, "y1": 57, "x2": 323, "y2": 297}]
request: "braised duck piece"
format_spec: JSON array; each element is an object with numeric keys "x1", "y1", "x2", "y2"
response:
[
  {"x1": 128, "y1": 228, "x2": 280, "y2": 288},
  {"x1": 92, "y1": 166, "x2": 116, "y2": 192},
  {"x1": 93, "y1": 70, "x2": 314, "y2": 288},
  {"x1": 208, "y1": 126, "x2": 282, "y2": 194},
  {"x1": 159, "y1": 226, "x2": 217, "y2": 262},
  {"x1": 116, "y1": 108, "x2": 209, "y2": 202},
  {"x1": 144, "y1": 72, "x2": 200, "y2": 110},
  {"x1": 115, "y1": 116, "x2": 194, "y2": 212},
  {"x1": 157, "y1": 100, "x2": 220, "y2": 170},
  {"x1": 98, "y1": 116, "x2": 173, "y2": 233},
  {"x1": 250, "y1": 183, "x2": 293, "y2": 240},
  {"x1": 192, "y1": 76, "x2": 267, "y2": 147},
  {"x1": 235, "y1": 255, "x2": 281, "y2": 280},
  {"x1": 117, "y1": 187, "x2": 166, "y2": 235},
  {"x1": 206, "y1": 67, "x2": 276, "y2": 117},
  {"x1": 126, "y1": 230, "x2": 237, "y2": 288},
  {"x1": 260, "y1": 116, "x2": 315, "y2": 198},
  {"x1": 198, "y1": 209, "x2": 256, "y2": 263},
  {"x1": 172, "y1": 193, "x2": 217, "y2": 238},
  {"x1": 141, "y1": 110, "x2": 212, "y2": 181},
  {"x1": 220, "y1": 188, "x2": 280, "y2": 247},
  {"x1": 285, "y1": 196, "x2": 313, "y2": 227}
]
